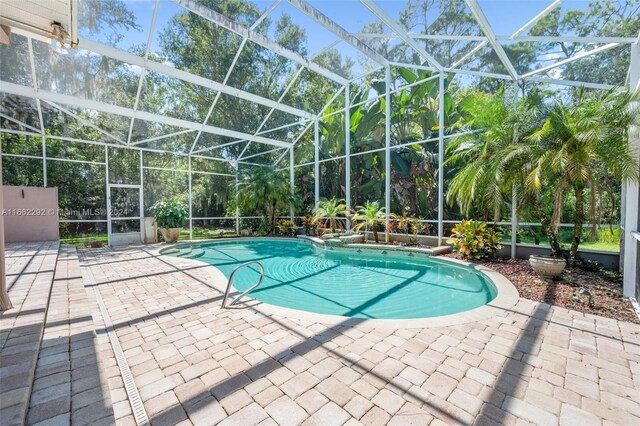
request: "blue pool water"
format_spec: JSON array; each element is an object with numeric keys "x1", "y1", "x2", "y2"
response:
[{"x1": 162, "y1": 239, "x2": 497, "y2": 319}]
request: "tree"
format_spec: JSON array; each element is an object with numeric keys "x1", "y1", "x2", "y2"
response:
[
  {"x1": 235, "y1": 166, "x2": 290, "y2": 227},
  {"x1": 527, "y1": 87, "x2": 640, "y2": 259},
  {"x1": 446, "y1": 87, "x2": 541, "y2": 221},
  {"x1": 353, "y1": 201, "x2": 387, "y2": 243},
  {"x1": 313, "y1": 198, "x2": 347, "y2": 234}
]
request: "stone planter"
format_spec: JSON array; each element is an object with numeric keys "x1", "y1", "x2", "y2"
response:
[
  {"x1": 160, "y1": 227, "x2": 182, "y2": 243},
  {"x1": 529, "y1": 255, "x2": 566, "y2": 278}
]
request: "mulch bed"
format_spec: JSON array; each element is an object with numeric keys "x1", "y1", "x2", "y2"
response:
[{"x1": 443, "y1": 253, "x2": 639, "y2": 324}]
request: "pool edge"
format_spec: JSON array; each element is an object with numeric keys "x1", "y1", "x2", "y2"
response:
[{"x1": 158, "y1": 238, "x2": 520, "y2": 329}]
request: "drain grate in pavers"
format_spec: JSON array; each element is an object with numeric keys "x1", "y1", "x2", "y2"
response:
[{"x1": 85, "y1": 261, "x2": 150, "y2": 426}]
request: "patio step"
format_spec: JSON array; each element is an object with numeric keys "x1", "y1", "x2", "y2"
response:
[{"x1": 0, "y1": 242, "x2": 60, "y2": 426}]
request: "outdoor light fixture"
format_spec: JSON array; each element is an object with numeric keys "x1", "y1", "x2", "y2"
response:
[{"x1": 49, "y1": 21, "x2": 77, "y2": 54}]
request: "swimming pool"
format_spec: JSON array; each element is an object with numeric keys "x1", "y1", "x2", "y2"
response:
[{"x1": 162, "y1": 238, "x2": 498, "y2": 320}]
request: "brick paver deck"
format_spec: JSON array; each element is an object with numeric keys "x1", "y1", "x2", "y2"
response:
[
  {"x1": 1, "y1": 242, "x2": 59, "y2": 425},
  {"x1": 3, "y1": 242, "x2": 640, "y2": 425}
]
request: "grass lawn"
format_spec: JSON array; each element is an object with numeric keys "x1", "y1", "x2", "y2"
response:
[
  {"x1": 60, "y1": 227, "x2": 238, "y2": 247},
  {"x1": 61, "y1": 234, "x2": 109, "y2": 246}
]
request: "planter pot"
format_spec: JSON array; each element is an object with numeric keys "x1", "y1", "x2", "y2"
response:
[
  {"x1": 160, "y1": 227, "x2": 182, "y2": 243},
  {"x1": 529, "y1": 255, "x2": 566, "y2": 278}
]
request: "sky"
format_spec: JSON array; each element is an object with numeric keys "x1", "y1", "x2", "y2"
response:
[{"x1": 81, "y1": 0, "x2": 593, "y2": 75}]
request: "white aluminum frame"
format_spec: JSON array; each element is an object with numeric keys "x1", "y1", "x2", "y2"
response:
[
  {"x1": 107, "y1": 183, "x2": 143, "y2": 245},
  {"x1": 1, "y1": 0, "x2": 637, "y2": 285}
]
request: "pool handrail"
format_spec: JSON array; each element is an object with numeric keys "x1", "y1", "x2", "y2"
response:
[{"x1": 221, "y1": 261, "x2": 265, "y2": 308}]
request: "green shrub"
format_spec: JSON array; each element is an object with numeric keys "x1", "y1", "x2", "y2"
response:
[
  {"x1": 277, "y1": 219, "x2": 297, "y2": 237},
  {"x1": 596, "y1": 227, "x2": 620, "y2": 245},
  {"x1": 249, "y1": 221, "x2": 270, "y2": 236},
  {"x1": 151, "y1": 198, "x2": 188, "y2": 229},
  {"x1": 447, "y1": 220, "x2": 502, "y2": 260}
]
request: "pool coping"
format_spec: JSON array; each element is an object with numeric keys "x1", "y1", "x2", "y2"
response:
[{"x1": 160, "y1": 237, "x2": 520, "y2": 329}]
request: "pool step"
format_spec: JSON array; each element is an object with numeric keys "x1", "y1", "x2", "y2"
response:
[
  {"x1": 190, "y1": 248, "x2": 205, "y2": 258},
  {"x1": 162, "y1": 247, "x2": 181, "y2": 255},
  {"x1": 175, "y1": 246, "x2": 194, "y2": 257}
]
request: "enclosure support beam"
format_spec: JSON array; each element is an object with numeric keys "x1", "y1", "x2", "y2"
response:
[
  {"x1": 289, "y1": 147, "x2": 295, "y2": 222},
  {"x1": 43, "y1": 101, "x2": 127, "y2": 145},
  {"x1": 622, "y1": 42, "x2": 639, "y2": 297},
  {"x1": 132, "y1": 130, "x2": 195, "y2": 146},
  {"x1": 357, "y1": 33, "x2": 636, "y2": 44},
  {"x1": 521, "y1": 43, "x2": 622, "y2": 79},
  {"x1": 512, "y1": 0, "x2": 565, "y2": 38},
  {"x1": 0, "y1": 81, "x2": 292, "y2": 149},
  {"x1": 174, "y1": 0, "x2": 348, "y2": 85},
  {"x1": 437, "y1": 73, "x2": 445, "y2": 246},
  {"x1": 188, "y1": 155, "x2": 193, "y2": 240},
  {"x1": 76, "y1": 38, "x2": 316, "y2": 120},
  {"x1": 26, "y1": 38, "x2": 47, "y2": 185},
  {"x1": 384, "y1": 66, "x2": 391, "y2": 243},
  {"x1": 235, "y1": 170, "x2": 240, "y2": 235},
  {"x1": 451, "y1": 0, "x2": 565, "y2": 69},
  {"x1": 191, "y1": 3, "x2": 277, "y2": 154},
  {"x1": 139, "y1": 151, "x2": 145, "y2": 244},
  {"x1": 286, "y1": 0, "x2": 389, "y2": 66},
  {"x1": 314, "y1": 119, "x2": 320, "y2": 208},
  {"x1": 106, "y1": 148, "x2": 111, "y2": 247},
  {"x1": 465, "y1": 0, "x2": 518, "y2": 80},
  {"x1": 511, "y1": 185, "x2": 517, "y2": 259},
  {"x1": 127, "y1": 0, "x2": 160, "y2": 145},
  {"x1": 345, "y1": 83, "x2": 351, "y2": 231},
  {"x1": 360, "y1": 0, "x2": 443, "y2": 71}
]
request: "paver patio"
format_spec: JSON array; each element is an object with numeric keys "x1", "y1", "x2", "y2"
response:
[{"x1": 2, "y1": 242, "x2": 639, "y2": 425}]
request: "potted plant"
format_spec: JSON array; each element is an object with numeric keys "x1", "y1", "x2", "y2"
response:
[{"x1": 151, "y1": 198, "x2": 188, "y2": 243}]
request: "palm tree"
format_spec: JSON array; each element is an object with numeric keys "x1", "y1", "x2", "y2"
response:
[
  {"x1": 235, "y1": 166, "x2": 290, "y2": 228},
  {"x1": 446, "y1": 87, "x2": 540, "y2": 221},
  {"x1": 313, "y1": 198, "x2": 347, "y2": 234},
  {"x1": 353, "y1": 201, "x2": 387, "y2": 243},
  {"x1": 527, "y1": 87, "x2": 639, "y2": 259}
]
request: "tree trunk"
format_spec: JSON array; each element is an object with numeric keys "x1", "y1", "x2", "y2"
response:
[
  {"x1": 0, "y1": 164, "x2": 12, "y2": 311},
  {"x1": 533, "y1": 196, "x2": 564, "y2": 258},
  {"x1": 569, "y1": 185, "x2": 585, "y2": 260},
  {"x1": 373, "y1": 227, "x2": 379, "y2": 243},
  {"x1": 330, "y1": 217, "x2": 336, "y2": 234}
]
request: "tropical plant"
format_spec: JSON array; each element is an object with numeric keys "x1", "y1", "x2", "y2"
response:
[
  {"x1": 235, "y1": 166, "x2": 292, "y2": 229},
  {"x1": 447, "y1": 220, "x2": 502, "y2": 260},
  {"x1": 526, "y1": 87, "x2": 640, "y2": 259},
  {"x1": 353, "y1": 201, "x2": 387, "y2": 243},
  {"x1": 151, "y1": 198, "x2": 188, "y2": 229},
  {"x1": 446, "y1": 86, "x2": 542, "y2": 222},
  {"x1": 312, "y1": 198, "x2": 347, "y2": 234},
  {"x1": 277, "y1": 219, "x2": 297, "y2": 237},
  {"x1": 300, "y1": 215, "x2": 314, "y2": 235}
]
